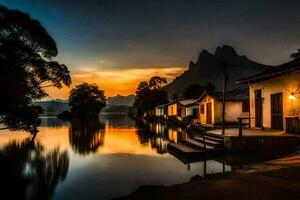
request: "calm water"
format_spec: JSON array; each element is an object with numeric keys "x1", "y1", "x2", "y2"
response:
[{"x1": 0, "y1": 114, "x2": 231, "y2": 200}]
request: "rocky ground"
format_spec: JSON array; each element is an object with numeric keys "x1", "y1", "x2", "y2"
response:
[{"x1": 117, "y1": 152, "x2": 300, "y2": 200}]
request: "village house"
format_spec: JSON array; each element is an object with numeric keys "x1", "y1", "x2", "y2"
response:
[
  {"x1": 155, "y1": 104, "x2": 166, "y2": 117},
  {"x1": 198, "y1": 89, "x2": 249, "y2": 126},
  {"x1": 167, "y1": 99, "x2": 199, "y2": 120},
  {"x1": 237, "y1": 59, "x2": 300, "y2": 133}
]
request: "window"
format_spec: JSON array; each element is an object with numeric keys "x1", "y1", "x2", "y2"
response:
[
  {"x1": 242, "y1": 100, "x2": 249, "y2": 112},
  {"x1": 193, "y1": 108, "x2": 198, "y2": 118},
  {"x1": 200, "y1": 104, "x2": 205, "y2": 114}
]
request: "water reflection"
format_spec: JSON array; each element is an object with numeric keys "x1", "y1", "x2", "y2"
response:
[
  {"x1": 0, "y1": 139, "x2": 69, "y2": 200},
  {"x1": 2, "y1": 114, "x2": 281, "y2": 200},
  {"x1": 69, "y1": 119, "x2": 105, "y2": 155},
  {"x1": 137, "y1": 121, "x2": 188, "y2": 154}
]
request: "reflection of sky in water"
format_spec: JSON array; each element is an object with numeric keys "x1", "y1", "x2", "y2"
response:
[{"x1": 0, "y1": 114, "x2": 231, "y2": 200}]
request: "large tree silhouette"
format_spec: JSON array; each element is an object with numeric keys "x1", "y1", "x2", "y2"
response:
[
  {"x1": 69, "y1": 83, "x2": 106, "y2": 118},
  {"x1": 183, "y1": 82, "x2": 215, "y2": 99},
  {"x1": 134, "y1": 76, "x2": 168, "y2": 116},
  {"x1": 0, "y1": 6, "x2": 71, "y2": 133}
]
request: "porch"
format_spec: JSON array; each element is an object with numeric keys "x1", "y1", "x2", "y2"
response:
[
  {"x1": 208, "y1": 128, "x2": 288, "y2": 137},
  {"x1": 207, "y1": 128, "x2": 300, "y2": 153}
]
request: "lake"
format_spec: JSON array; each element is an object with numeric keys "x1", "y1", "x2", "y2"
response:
[{"x1": 0, "y1": 114, "x2": 231, "y2": 200}]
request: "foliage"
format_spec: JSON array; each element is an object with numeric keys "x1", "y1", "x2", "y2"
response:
[
  {"x1": 134, "y1": 76, "x2": 168, "y2": 116},
  {"x1": 183, "y1": 82, "x2": 215, "y2": 99},
  {"x1": 149, "y1": 76, "x2": 167, "y2": 89},
  {"x1": 172, "y1": 93, "x2": 180, "y2": 101},
  {"x1": 0, "y1": 6, "x2": 71, "y2": 133},
  {"x1": 0, "y1": 139, "x2": 69, "y2": 199},
  {"x1": 0, "y1": 105, "x2": 42, "y2": 133},
  {"x1": 69, "y1": 119, "x2": 105, "y2": 155},
  {"x1": 69, "y1": 83, "x2": 106, "y2": 118}
]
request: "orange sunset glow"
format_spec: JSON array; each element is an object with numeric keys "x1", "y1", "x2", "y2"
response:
[{"x1": 45, "y1": 66, "x2": 185, "y2": 99}]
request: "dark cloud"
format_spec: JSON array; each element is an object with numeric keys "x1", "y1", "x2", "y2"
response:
[{"x1": 2, "y1": 0, "x2": 300, "y2": 69}]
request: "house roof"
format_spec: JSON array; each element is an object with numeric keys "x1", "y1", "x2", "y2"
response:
[
  {"x1": 198, "y1": 88, "x2": 248, "y2": 102},
  {"x1": 179, "y1": 99, "x2": 199, "y2": 106},
  {"x1": 167, "y1": 99, "x2": 199, "y2": 107},
  {"x1": 237, "y1": 59, "x2": 300, "y2": 84}
]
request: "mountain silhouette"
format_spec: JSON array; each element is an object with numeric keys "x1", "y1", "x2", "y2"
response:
[
  {"x1": 163, "y1": 45, "x2": 272, "y2": 97},
  {"x1": 106, "y1": 94, "x2": 135, "y2": 106}
]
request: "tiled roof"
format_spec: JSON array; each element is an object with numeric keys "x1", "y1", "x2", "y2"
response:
[
  {"x1": 199, "y1": 88, "x2": 248, "y2": 102},
  {"x1": 237, "y1": 59, "x2": 300, "y2": 84}
]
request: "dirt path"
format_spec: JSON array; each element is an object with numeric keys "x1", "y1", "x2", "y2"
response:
[{"x1": 117, "y1": 153, "x2": 300, "y2": 200}]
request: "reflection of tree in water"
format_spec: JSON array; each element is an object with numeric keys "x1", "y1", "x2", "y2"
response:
[
  {"x1": 135, "y1": 120, "x2": 151, "y2": 144},
  {"x1": 69, "y1": 119, "x2": 105, "y2": 155},
  {"x1": 0, "y1": 139, "x2": 69, "y2": 200}
]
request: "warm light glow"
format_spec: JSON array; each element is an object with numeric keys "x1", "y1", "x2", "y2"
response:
[
  {"x1": 45, "y1": 67, "x2": 185, "y2": 99},
  {"x1": 289, "y1": 93, "x2": 296, "y2": 100}
]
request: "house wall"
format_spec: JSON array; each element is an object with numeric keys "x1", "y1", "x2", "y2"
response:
[
  {"x1": 214, "y1": 100, "x2": 249, "y2": 124},
  {"x1": 167, "y1": 103, "x2": 186, "y2": 118},
  {"x1": 199, "y1": 95, "x2": 215, "y2": 124},
  {"x1": 178, "y1": 105, "x2": 186, "y2": 118},
  {"x1": 155, "y1": 107, "x2": 164, "y2": 116},
  {"x1": 167, "y1": 103, "x2": 177, "y2": 116},
  {"x1": 186, "y1": 105, "x2": 199, "y2": 117},
  {"x1": 249, "y1": 73, "x2": 300, "y2": 130},
  {"x1": 199, "y1": 95, "x2": 249, "y2": 125}
]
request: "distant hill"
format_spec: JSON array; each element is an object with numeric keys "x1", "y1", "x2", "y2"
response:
[
  {"x1": 100, "y1": 94, "x2": 135, "y2": 113},
  {"x1": 163, "y1": 45, "x2": 272, "y2": 97},
  {"x1": 34, "y1": 99, "x2": 70, "y2": 114},
  {"x1": 106, "y1": 94, "x2": 135, "y2": 106}
]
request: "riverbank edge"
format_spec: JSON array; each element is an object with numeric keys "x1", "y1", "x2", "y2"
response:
[{"x1": 116, "y1": 151, "x2": 300, "y2": 200}]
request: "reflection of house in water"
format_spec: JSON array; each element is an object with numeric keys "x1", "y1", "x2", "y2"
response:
[
  {"x1": 148, "y1": 123, "x2": 187, "y2": 154},
  {"x1": 149, "y1": 123, "x2": 168, "y2": 154},
  {"x1": 168, "y1": 128, "x2": 187, "y2": 143}
]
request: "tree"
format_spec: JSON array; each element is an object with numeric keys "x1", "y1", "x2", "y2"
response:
[
  {"x1": 172, "y1": 93, "x2": 180, "y2": 101},
  {"x1": 149, "y1": 76, "x2": 167, "y2": 89},
  {"x1": 291, "y1": 49, "x2": 300, "y2": 60},
  {"x1": 0, "y1": 139, "x2": 69, "y2": 200},
  {"x1": 0, "y1": 6, "x2": 71, "y2": 133},
  {"x1": 134, "y1": 76, "x2": 168, "y2": 115},
  {"x1": 69, "y1": 83, "x2": 106, "y2": 118},
  {"x1": 183, "y1": 84, "x2": 204, "y2": 99},
  {"x1": 183, "y1": 82, "x2": 215, "y2": 99}
]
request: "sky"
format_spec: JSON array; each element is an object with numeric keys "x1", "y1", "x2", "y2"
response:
[{"x1": 1, "y1": 0, "x2": 300, "y2": 99}]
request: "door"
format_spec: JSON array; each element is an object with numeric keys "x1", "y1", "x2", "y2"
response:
[
  {"x1": 271, "y1": 93, "x2": 283, "y2": 130},
  {"x1": 255, "y1": 90, "x2": 262, "y2": 127},
  {"x1": 206, "y1": 103, "x2": 212, "y2": 124}
]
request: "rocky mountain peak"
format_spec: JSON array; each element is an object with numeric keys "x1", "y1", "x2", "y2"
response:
[
  {"x1": 197, "y1": 49, "x2": 212, "y2": 61},
  {"x1": 163, "y1": 45, "x2": 272, "y2": 98},
  {"x1": 214, "y1": 45, "x2": 238, "y2": 59}
]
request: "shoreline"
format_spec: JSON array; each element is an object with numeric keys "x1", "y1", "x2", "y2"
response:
[{"x1": 117, "y1": 151, "x2": 300, "y2": 200}]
